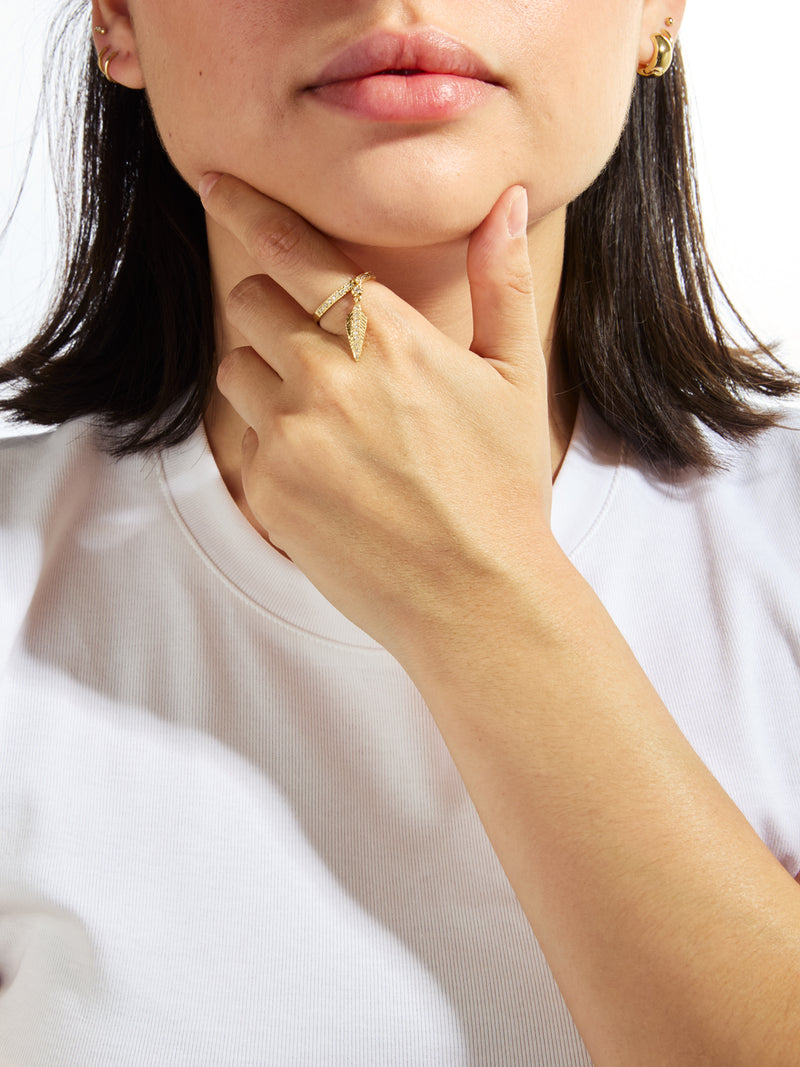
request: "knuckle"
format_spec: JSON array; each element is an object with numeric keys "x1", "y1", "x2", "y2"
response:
[
  {"x1": 225, "y1": 275, "x2": 267, "y2": 323},
  {"x1": 250, "y1": 215, "x2": 307, "y2": 270},
  {"x1": 475, "y1": 247, "x2": 535, "y2": 298},
  {"x1": 489, "y1": 258, "x2": 534, "y2": 295},
  {"x1": 216, "y1": 345, "x2": 251, "y2": 392},
  {"x1": 506, "y1": 265, "x2": 535, "y2": 298}
]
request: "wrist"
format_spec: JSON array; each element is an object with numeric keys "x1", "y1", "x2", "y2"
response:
[{"x1": 392, "y1": 532, "x2": 580, "y2": 706}]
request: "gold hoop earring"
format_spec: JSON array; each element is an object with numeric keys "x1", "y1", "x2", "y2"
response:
[
  {"x1": 98, "y1": 45, "x2": 120, "y2": 84},
  {"x1": 638, "y1": 17, "x2": 675, "y2": 78}
]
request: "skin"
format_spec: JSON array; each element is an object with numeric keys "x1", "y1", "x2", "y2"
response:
[
  {"x1": 94, "y1": 1, "x2": 800, "y2": 1063},
  {"x1": 95, "y1": 0, "x2": 657, "y2": 485}
]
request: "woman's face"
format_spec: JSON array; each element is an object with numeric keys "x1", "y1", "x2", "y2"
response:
[{"x1": 119, "y1": 0, "x2": 675, "y2": 246}]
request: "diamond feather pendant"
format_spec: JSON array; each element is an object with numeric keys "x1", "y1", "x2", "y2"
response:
[{"x1": 345, "y1": 292, "x2": 368, "y2": 361}]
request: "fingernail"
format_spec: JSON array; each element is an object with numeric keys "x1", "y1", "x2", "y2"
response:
[
  {"x1": 198, "y1": 172, "x2": 223, "y2": 200},
  {"x1": 506, "y1": 187, "x2": 529, "y2": 239}
]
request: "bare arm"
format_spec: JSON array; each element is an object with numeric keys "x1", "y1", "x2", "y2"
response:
[
  {"x1": 402, "y1": 542, "x2": 800, "y2": 1066},
  {"x1": 201, "y1": 173, "x2": 800, "y2": 1066}
]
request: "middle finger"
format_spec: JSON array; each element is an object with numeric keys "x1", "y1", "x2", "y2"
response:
[{"x1": 224, "y1": 274, "x2": 337, "y2": 381}]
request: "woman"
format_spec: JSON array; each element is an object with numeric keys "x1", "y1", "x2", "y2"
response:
[{"x1": 1, "y1": 0, "x2": 799, "y2": 1063}]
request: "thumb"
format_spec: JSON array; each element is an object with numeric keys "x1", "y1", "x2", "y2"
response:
[{"x1": 467, "y1": 186, "x2": 543, "y2": 386}]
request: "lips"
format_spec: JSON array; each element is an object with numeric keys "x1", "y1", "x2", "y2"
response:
[
  {"x1": 308, "y1": 28, "x2": 500, "y2": 89},
  {"x1": 304, "y1": 28, "x2": 502, "y2": 122}
]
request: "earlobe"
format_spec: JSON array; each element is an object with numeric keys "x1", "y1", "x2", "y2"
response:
[{"x1": 91, "y1": 0, "x2": 146, "y2": 90}]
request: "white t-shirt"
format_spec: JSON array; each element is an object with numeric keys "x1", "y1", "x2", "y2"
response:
[{"x1": 1, "y1": 398, "x2": 798, "y2": 1066}]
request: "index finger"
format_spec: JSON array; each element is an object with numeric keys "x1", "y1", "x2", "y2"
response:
[{"x1": 198, "y1": 172, "x2": 372, "y2": 321}]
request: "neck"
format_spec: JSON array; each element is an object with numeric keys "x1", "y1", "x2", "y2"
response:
[{"x1": 203, "y1": 206, "x2": 577, "y2": 532}]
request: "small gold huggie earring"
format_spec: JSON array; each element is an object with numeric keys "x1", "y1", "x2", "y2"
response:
[
  {"x1": 638, "y1": 16, "x2": 675, "y2": 78},
  {"x1": 98, "y1": 44, "x2": 120, "y2": 84}
]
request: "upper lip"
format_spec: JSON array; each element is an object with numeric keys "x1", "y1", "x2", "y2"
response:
[{"x1": 308, "y1": 28, "x2": 500, "y2": 88}]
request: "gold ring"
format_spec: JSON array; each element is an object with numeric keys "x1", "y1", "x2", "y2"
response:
[{"x1": 313, "y1": 271, "x2": 376, "y2": 362}]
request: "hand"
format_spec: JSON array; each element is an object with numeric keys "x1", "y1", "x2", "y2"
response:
[
  {"x1": 200, "y1": 174, "x2": 557, "y2": 660},
  {"x1": 201, "y1": 179, "x2": 800, "y2": 1067}
]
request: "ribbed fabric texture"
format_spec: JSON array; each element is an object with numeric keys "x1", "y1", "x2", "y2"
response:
[{"x1": 0, "y1": 398, "x2": 798, "y2": 1065}]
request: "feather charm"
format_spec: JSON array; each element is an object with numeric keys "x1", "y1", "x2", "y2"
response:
[{"x1": 346, "y1": 299, "x2": 368, "y2": 361}]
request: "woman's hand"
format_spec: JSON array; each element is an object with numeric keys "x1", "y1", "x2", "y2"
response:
[{"x1": 199, "y1": 173, "x2": 558, "y2": 661}]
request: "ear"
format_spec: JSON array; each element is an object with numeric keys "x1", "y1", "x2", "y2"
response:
[
  {"x1": 638, "y1": 1, "x2": 687, "y2": 70},
  {"x1": 91, "y1": 0, "x2": 146, "y2": 90}
]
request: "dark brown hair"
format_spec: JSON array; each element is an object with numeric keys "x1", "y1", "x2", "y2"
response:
[{"x1": 1, "y1": 5, "x2": 797, "y2": 465}]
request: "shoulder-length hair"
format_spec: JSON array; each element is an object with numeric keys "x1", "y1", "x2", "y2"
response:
[{"x1": 1, "y1": 5, "x2": 797, "y2": 467}]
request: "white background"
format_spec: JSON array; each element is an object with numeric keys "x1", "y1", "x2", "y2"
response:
[{"x1": 1, "y1": 1, "x2": 799, "y2": 436}]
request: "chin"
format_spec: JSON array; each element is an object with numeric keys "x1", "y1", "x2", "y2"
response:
[
  {"x1": 312, "y1": 212, "x2": 473, "y2": 250},
  {"x1": 233, "y1": 132, "x2": 517, "y2": 246},
  {"x1": 285, "y1": 180, "x2": 507, "y2": 250}
]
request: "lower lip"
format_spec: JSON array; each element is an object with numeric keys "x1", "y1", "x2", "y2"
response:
[{"x1": 308, "y1": 73, "x2": 496, "y2": 122}]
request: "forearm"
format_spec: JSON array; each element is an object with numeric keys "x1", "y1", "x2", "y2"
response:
[
  {"x1": 402, "y1": 542, "x2": 800, "y2": 1067},
  {"x1": 201, "y1": 167, "x2": 800, "y2": 1063}
]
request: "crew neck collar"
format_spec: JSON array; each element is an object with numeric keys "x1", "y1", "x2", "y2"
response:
[
  {"x1": 550, "y1": 397, "x2": 624, "y2": 557},
  {"x1": 159, "y1": 428, "x2": 382, "y2": 648},
  {"x1": 158, "y1": 395, "x2": 622, "y2": 644}
]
